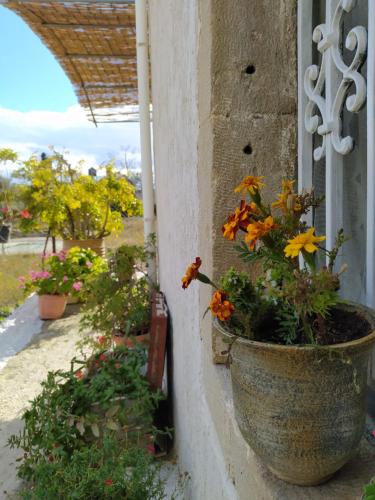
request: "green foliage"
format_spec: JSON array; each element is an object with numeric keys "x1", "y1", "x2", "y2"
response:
[
  {"x1": 15, "y1": 151, "x2": 143, "y2": 239},
  {"x1": 19, "y1": 439, "x2": 166, "y2": 500},
  {"x1": 364, "y1": 478, "x2": 375, "y2": 500},
  {"x1": 8, "y1": 346, "x2": 161, "y2": 482},
  {"x1": 80, "y1": 245, "x2": 151, "y2": 339}
]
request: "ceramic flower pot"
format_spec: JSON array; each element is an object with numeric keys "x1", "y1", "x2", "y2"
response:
[
  {"x1": 62, "y1": 238, "x2": 105, "y2": 257},
  {"x1": 0, "y1": 224, "x2": 11, "y2": 243},
  {"x1": 38, "y1": 294, "x2": 67, "y2": 320},
  {"x1": 215, "y1": 303, "x2": 375, "y2": 486}
]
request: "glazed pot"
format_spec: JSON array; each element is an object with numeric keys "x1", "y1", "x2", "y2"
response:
[
  {"x1": 62, "y1": 238, "x2": 105, "y2": 257},
  {"x1": 38, "y1": 294, "x2": 67, "y2": 320},
  {"x1": 0, "y1": 224, "x2": 11, "y2": 243},
  {"x1": 215, "y1": 303, "x2": 375, "y2": 486}
]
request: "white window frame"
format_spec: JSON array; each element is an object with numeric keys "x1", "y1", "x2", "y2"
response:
[{"x1": 298, "y1": 0, "x2": 374, "y2": 308}]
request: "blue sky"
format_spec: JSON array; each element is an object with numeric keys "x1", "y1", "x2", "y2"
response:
[{"x1": 0, "y1": 6, "x2": 140, "y2": 170}]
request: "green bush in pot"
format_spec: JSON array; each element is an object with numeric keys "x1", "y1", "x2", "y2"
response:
[
  {"x1": 80, "y1": 244, "x2": 151, "y2": 347},
  {"x1": 182, "y1": 176, "x2": 375, "y2": 486}
]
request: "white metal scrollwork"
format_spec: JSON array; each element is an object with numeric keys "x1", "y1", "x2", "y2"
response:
[{"x1": 304, "y1": 0, "x2": 367, "y2": 161}]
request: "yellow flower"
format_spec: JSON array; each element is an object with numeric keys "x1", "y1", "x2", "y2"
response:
[
  {"x1": 284, "y1": 228, "x2": 326, "y2": 258},
  {"x1": 272, "y1": 179, "x2": 297, "y2": 213},
  {"x1": 245, "y1": 216, "x2": 277, "y2": 250},
  {"x1": 234, "y1": 176, "x2": 265, "y2": 195},
  {"x1": 210, "y1": 290, "x2": 235, "y2": 322}
]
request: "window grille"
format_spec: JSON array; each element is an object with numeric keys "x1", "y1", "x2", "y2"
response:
[{"x1": 298, "y1": 0, "x2": 375, "y2": 388}]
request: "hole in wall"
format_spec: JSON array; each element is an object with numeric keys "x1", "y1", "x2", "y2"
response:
[
  {"x1": 245, "y1": 65, "x2": 255, "y2": 75},
  {"x1": 243, "y1": 144, "x2": 253, "y2": 155}
]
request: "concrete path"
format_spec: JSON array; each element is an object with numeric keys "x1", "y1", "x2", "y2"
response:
[
  {"x1": 0, "y1": 303, "x2": 86, "y2": 498},
  {"x1": 1, "y1": 238, "x2": 62, "y2": 255}
]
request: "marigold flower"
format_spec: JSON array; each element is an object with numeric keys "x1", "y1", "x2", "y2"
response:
[
  {"x1": 97, "y1": 335, "x2": 106, "y2": 346},
  {"x1": 210, "y1": 290, "x2": 235, "y2": 322},
  {"x1": 284, "y1": 228, "x2": 326, "y2": 258},
  {"x1": 222, "y1": 201, "x2": 257, "y2": 241},
  {"x1": 245, "y1": 216, "x2": 277, "y2": 250},
  {"x1": 234, "y1": 176, "x2": 265, "y2": 195},
  {"x1": 272, "y1": 179, "x2": 301, "y2": 213},
  {"x1": 181, "y1": 257, "x2": 202, "y2": 289},
  {"x1": 75, "y1": 370, "x2": 84, "y2": 380}
]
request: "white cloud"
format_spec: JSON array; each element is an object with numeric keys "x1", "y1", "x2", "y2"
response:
[{"x1": 0, "y1": 105, "x2": 141, "y2": 173}]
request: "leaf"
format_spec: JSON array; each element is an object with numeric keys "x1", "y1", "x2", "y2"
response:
[
  {"x1": 106, "y1": 405, "x2": 120, "y2": 419},
  {"x1": 106, "y1": 419, "x2": 120, "y2": 431},
  {"x1": 76, "y1": 419, "x2": 85, "y2": 436},
  {"x1": 91, "y1": 423, "x2": 100, "y2": 438}
]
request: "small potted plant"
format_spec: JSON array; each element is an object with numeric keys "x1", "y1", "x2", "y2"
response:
[
  {"x1": 182, "y1": 176, "x2": 375, "y2": 486},
  {"x1": 80, "y1": 244, "x2": 151, "y2": 347},
  {"x1": 64, "y1": 246, "x2": 107, "y2": 303},
  {"x1": 20, "y1": 252, "x2": 80, "y2": 320}
]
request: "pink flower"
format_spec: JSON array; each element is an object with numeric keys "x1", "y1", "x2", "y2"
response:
[
  {"x1": 1, "y1": 207, "x2": 9, "y2": 214},
  {"x1": 372, "y1": 430, "x2": 375, "y2": 438},
  {"x1": 104, "y1": 479, "x2": 113, "y2": 486},
  {"x1": 58, "y1": 251, "x2": 66, "y2": 262},
  {"x1": 75, "y1": 370, "x2": 84, "y2": 380},
  {"x1": 72, "y1": 281, "x2": 83, "y2": 291},
  {"x1": 99, "y1": 354, "x2": 106, "y2": 362},
  {"x1": 63, "y1": 275, "x2": 68, "y2": 282},
  {"x1": 20, "y1": 209, "x2": 31, "y2": 219},
  {"x1": 18, "y1": 276, "x2": 26, "y2": 283},
  {"x1": 97, "y1": 336, "x2": 106, "y2": 345},
  {"x1": 86, "y1": 261, "x2": 93, "y2": 269},
  {"x1": 41, "y1": 271, "x2": 51, "y2": 279}
]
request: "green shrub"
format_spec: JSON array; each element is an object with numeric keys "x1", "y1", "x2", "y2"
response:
[
  {"x1": 8, "y1": 346, "x2": 162, "y2": 482},
  {"x1": 19, "y1": 437, "x2": 166, "y2": 500},
  {"x1": 364, "y1": 478, "x2": 375, "y2": 500}
]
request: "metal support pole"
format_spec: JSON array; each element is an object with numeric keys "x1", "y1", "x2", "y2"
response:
[{"x1": 135, "y1": 0, "x2": 156, "y2": 282}]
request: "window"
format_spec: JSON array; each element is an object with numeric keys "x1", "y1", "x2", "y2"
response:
[{"x1": 298, "y1": 0, "x2": 375, "y2": 404}]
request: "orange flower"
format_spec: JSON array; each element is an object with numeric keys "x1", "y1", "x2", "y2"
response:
[
  {"x1": 210, "y1": 290, "x2": 235, "y2": 322},
  {"x1": 182, "y1": 257, "x2": 202, "y2": 289},
  {"x1": 245, "y1": 216, "x2": 277, "y2": 249},
  {"x1": 234, "y1": 176, "x2": 265, "y2": 195},
  {"x1": 222, "y1": 201, "x2": 257, "y2": 241},
  {"x1": 272, "y1": 179, "x2": 301, "y2": 213},
  {"x1": 75, "y1": 370, "x2": 84, "y2": 380}
]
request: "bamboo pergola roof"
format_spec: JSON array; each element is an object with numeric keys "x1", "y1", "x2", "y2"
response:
[{"x1": 0, "y1": 0, "x2": 139, "y2": 125}]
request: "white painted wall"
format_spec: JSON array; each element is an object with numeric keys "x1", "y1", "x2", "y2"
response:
[{"x1": 149, "y1": 1, "x2": 239, "y2": 498}]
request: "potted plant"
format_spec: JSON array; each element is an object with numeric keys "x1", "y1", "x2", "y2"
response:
[
  {"x1": 16, "y1": 151, "x2": 143, "y2": 255},
  {"x1": 20, "y1": 251, "x2": 80, "y2": 320},
  {"x1": 63, "y1": 246, "x2": 107, "y2": 303},
  {"x1": 182, "y1": 176, "x2": 375, "y2": 486},
  {"x1": 80, "y1": 244, "x2": 151, "y2": 348}
]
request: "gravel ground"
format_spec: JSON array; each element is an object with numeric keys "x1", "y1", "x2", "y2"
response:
[{"x1": 0, "y1": 304, "x2": 90, "y2": 498}]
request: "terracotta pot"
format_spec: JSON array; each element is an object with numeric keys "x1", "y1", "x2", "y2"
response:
[
  {"x1": 112, "y1": 333, "x2": 150, "y2": 348},
  {"x1": 62, "y1": 238, "x2": 105, "y2": 257},
  {"x1": 215, "y1": 303, "x2": 375, "y2": 486},
  {"x1": 0, "y1": 225, "x2": 11, "y2": 243},
  {"x1": 38, "y1": 294, "x2": 67, "y2": 320}
]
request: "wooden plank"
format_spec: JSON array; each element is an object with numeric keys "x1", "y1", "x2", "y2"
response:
[{"x1": 147, "y1": 292, "x2": 168, "y2": 392}]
